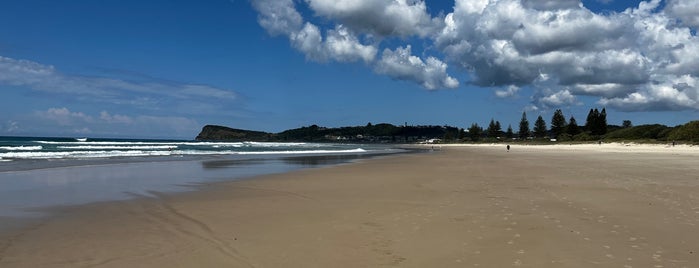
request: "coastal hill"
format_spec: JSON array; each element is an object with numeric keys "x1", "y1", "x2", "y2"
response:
[
  {"x1": 195, "y1": 124, "x2": 461, "y2": 143},
  {"x1": 195, "y1": 125, "x2": 272, "y2": 141},
  {"x1": 196, "y1": 120, "x2": 699, "y2": 143}
]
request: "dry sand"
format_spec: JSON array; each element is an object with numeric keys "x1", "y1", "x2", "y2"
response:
[{"x1": 1, "y1": 144, "x2": 698, "y2": 267}]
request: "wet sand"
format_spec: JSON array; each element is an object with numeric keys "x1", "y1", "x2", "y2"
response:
[{"x1": 1, "y1": 145, "x2": 698, "y2": 267}]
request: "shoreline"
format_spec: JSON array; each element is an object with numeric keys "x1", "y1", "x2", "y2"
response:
[
  {"x1": 422, "y1": 142, "x2": 698, "y2": 155},
  {"x1": 2, "y1": 145, "x2": 698, "y2": 267},
  {"x1": 0, "y1": 149, "x2": 414, "y2": 220}
]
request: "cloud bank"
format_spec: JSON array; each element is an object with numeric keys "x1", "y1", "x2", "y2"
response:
[
  {"x1": 0, "y1": 56, "x2": 237, "y2": 114},
  {"x1": 251, "y1": 0, "x2": 699, "y2": 111},
  {"x1": 30, "y1": 107, "x2": 200, "y2": 137}
]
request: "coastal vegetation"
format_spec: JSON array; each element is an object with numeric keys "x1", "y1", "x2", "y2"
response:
[{"x1": 197, "y1": 108, "x2": 699, "y2": 144}]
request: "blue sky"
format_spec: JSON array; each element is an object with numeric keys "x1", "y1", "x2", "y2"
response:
[{"x1": 1, "y1": 0, "x2": 698, "y2": 139}]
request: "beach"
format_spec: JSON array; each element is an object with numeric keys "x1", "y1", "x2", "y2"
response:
[{"x1": 1, "y1": 144, "x2": 698, "y2": 267}]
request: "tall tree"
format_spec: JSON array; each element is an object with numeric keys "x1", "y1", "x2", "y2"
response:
[
  {"x1": 468, "y1": 123, "x2": 483, "y2": 142},
  {"x1": 585, "y1": 108, "x2": 601, "y2": 135},
  {"x1": 505, "y1": 124, "x2": 514, "y2": 139},
  {"x1": 567, "y1": 116, "x2": 581, "y2": 136},
  {"x1": 518, "y1": 112, "x2": 530, "y2": 139},
  {"x1": 495, "y1": 120, "x2": 502, "y2": 137},
  {"x1": 550, "y1": 109, "x2": 567, "y2": 138},
  {"x1": 487, "y1": 119, "x2": 498, "y2": 137},
  {"x1": 585, "y1": 108, "x2": 596, "y2": 133},
  {"x1": 599, "y1": 108, "x2": 608, "y2": 135},
  {"x1": 533, "y1": 115, "x2": 548, "y2": 138}
]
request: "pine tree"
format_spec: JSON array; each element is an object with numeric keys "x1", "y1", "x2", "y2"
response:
[
  {"x1": 534, "y1": 115, "x2": 547, "y2": 138},
  {"x1": 584, "y1": 108, "x2": 608, "y2": 135},
  {"x1": 550, "y1": 109, "x2": 567, "y2": 138},
  {"x1": 586, "y1": 108, "x2": 601, "y2": 135},
  {"x1": 585, "y1": 108, "x2": 595, "y2": 133},
  {"x1": 567, "y1": 116, "x2": 581, "y2": 136},
  {"x1": 506, "y1": 124, "x2": 514, "y2": 139},
  {"x1": 495, "y1": 121, "x2": 502, "y2": 137},
  {"x1": 518, "y1": 112, "x2": 530, "y2": 139},
  {"x1": 487, "y1": 119, "x2": 498, "y2": 137},
  {"x1": 599, "y1": 108, "x2": 608, "y2": 135},
  {"x1": 468, "y1": 123, "x2": 483, "y2": 141}
]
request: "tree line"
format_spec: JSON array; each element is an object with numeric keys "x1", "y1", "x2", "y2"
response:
[
  {"x1": 467, "y1": 108, "x2": 609, "y2": 141},
  {"x1": 466, "y1": 108, "x2": 699, "y2": 143}
]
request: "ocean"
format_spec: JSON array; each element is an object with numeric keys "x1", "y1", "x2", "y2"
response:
[{"x1": 0, "y1": 136, "x2": 407, "y2": 218}]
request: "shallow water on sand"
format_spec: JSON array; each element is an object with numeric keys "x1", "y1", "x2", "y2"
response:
[{"x1": 0, "y1": 153, "x2": 404, "y2": 218}]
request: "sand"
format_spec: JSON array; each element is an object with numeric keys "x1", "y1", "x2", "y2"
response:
[{"x1": 1, "y1": 144, "x2": 698, "y2": 267}]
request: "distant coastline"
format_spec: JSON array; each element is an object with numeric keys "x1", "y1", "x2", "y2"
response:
[{"x1": 197, "y1": 120, "x2": 699, "y2": 144}]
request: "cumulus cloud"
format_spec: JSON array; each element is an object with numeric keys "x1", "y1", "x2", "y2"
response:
[
  {"x1": 251, "y1": 0, "x2": 699, "y2": 111},
  {"x1": 537, "y1": 89, "x2": 579, "y2": 108},
  {"x1": 250, "y1": 0, "x2": 303, "y2": 36},
  {"x1": 251, "y1": 0, "x2": 452, "y2": 89},
  {"x1": 664, "y1": 0, "x2": 699, "y2": 28},
  {"x1": 305, "y1": 0, "x2": 444, "y2": 37},
  {"x1": 495, "y1": 85, "x2": 521, "y2": 98},
  {"x1": 522, "y1": 0, "x2": 581, "y2": 10},
  {"x1": 375, "y1": 45, "x2": 459, "y2": 90},
  {"x1": 291, "y1": 24, "x2": 378, "y2": 63}
]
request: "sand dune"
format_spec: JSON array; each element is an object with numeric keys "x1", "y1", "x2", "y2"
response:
[{"x1": 1, "y1": 145, "x2": 698, "y2": 267}]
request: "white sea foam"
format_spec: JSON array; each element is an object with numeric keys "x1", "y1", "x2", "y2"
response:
[
  {"x1": 0, "y1": 146, "x2": 43, "y2": 151},
  {"x1": 0, "y1": 148, "x2": 368, "y2": 160},
  {"x1": 0, "y1": 150, "x2": 171, "y2": 159},
  {"x1": 236, "y1": 148, "x2": 366, "y2": 155},
  {"x1": 57, "y1": 145, "x2": 178, "y2": 150},
  {"x1": 34, "y1": 140, "x2": 313, "y2": 147}
]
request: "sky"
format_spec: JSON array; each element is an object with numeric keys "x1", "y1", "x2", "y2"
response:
[{"x1": 1, "y1": 0, "x2": 698, "y2": 139}]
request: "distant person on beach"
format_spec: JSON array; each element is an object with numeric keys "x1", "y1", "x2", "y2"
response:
[{"x1": 507, "y1": 145, "x2": 510, "y2": 152}]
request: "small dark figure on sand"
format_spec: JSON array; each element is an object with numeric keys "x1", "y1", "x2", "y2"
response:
[{"x1": 507, "y1": 144, "x2": 510, "y2": 152}]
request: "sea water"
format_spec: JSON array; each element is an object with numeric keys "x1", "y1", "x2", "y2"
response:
[{"x1": 0, "y1": 136, "x2": 406, "y2": 217}]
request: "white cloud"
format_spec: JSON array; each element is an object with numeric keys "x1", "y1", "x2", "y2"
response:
[
  {"x1": 36, "y1": 107, "x2": 94, "y2": 126},
  {"x1": 435, "y1": 0, "x2": 699, "y2": 110},
  {"x1": 375, "y1": 46, "x2": 459, "y2": 90},
  {"x1": 251, "y1": 0, "x2": 303, "y2": 36},
  {"x1": 29, "y1": 108, "x2": 200, "y2": 138},
  {"x1": 600, "y1": 74, "x2": 699, "y2": 111},
  {"x1": 251, "y1": 0, "x2": 454, "y2": 89},
  {"x1": 539, "y1": 89, "x2": 578, "y2": 107},
  {"x1": 291, "y1": 24, "x2": 377, "y2": 63},
  {"x1": 495, "y1": 85, "x2": 520, "y2": 98},
  {"x1": 251, "y1": 0, "x2": 699, "y2": 111},
  {"x1": 305, "y1": 0, "x2": 443, "y2": 37},
  {"x1": 664, "y1": 0, "x2": 699, "y2": 28},
  {"x1": 0, "y1": 55, "x2": 238, "y2": 119},
  {"x1": 253, "y1": 0, "x2": 378, "y2": 64},
  {"x1": 522, "y1": 0, "x2": 581, "y2": 10},
  {"x1": 100, "y1": 111, "x2": 133, "y2": 124}
]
